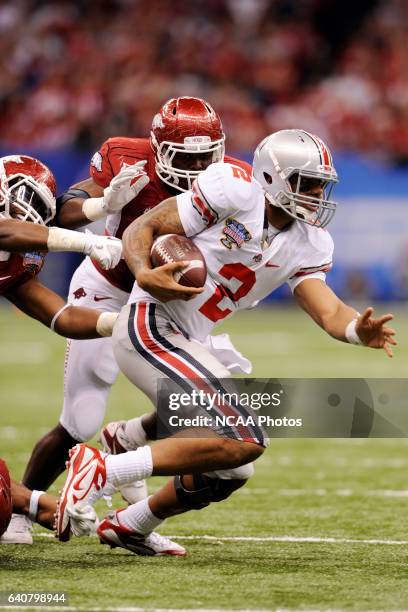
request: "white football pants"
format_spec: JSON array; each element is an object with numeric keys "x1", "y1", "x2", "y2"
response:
[
  {"x1": 112, "y1": 301, "x2": 268, "y2": 479},
  {"x1": 59, "y1": 258, "x2": 129, "y2": 441}
]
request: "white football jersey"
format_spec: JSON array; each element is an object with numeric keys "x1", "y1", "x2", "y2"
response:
[{"x1": 128, "y1": 162, "x2": 334, "y2": 341}]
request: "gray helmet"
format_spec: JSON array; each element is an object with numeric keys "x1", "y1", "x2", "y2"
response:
[{"x1": 253, "y1": 129, "x2": 338, "y2": 228}]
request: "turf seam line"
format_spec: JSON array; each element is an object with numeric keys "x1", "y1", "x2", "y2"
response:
[{"x1": 33, "y1": 533, "x2": 408, "y2": 545}]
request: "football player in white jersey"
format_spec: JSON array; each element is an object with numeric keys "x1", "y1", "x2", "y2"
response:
[{"x1": 55, "y1": 129, "x2": 396, "y2": 555}]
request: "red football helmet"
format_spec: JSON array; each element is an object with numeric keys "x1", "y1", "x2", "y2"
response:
[
  {"x1": 0, "y1": 155, "x2": 57, "y2": 225},
  {"x1": 150, "y1": 97, "x2": 225, "y2": 191},
  {"x1": 0, "y1": 458, "x2": 12, "y2": 538}
]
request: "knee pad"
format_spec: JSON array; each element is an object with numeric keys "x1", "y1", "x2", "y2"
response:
[
  {"x1": 174, "y1": 474, "x2": 245, "y2": 510},
  {"x1": 205, "y1": 462, "x2": 255, "y2": 481}
]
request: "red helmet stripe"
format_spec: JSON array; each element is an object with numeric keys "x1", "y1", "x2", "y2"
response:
[
  {"x1": 317, "y1": 136, "x2": 331, "y2": 166},
  {"x1": 303, "y1": 130, "x2": 332, "y2": 167}
]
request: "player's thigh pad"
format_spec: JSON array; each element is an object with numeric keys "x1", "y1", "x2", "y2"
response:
[{"x1": 60, "y1": 336, "x2": 118, "y2": 441}]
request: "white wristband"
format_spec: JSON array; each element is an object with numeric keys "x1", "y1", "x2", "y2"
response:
[
  {"x1": 50, "y1": 303, "x2": 71, "y2": 331},
  {"x1": 96, "y1": 312, "x2": 119, "y2": 337},
  {"x1": 47, "y1": 227, "x2": 87, "y2": 253},
  {"x1": 82, "y1": 197, "x2": 107, "y2": 221},
  {"x1": 345, "y1": 318, "x2": 363, "y2": 345},
  {"x1": 28, "y1": 489, "x2": 45, "y2": 522}
]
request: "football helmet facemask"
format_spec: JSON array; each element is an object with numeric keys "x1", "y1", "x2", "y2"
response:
[
  {"x1": 253, "y1": 129, "x2": 338, "y2": 228},
  {"x1": 0, "y1": 155, "x2": 57, "y2": 225},
  {"x1": 150, "y1": 97, "x2": 225, "y2": 192}
]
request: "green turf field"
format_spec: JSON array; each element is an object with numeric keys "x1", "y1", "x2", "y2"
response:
[{"x1": 1, "y1": 303, "x2": 408, "y2": 611}]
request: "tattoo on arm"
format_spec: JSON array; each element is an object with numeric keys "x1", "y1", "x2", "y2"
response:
[{"x1": 123, "y1": 197, "x2": 185, "y2": 280}]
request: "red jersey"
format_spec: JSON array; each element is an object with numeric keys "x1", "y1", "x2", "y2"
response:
[
  {"x1": 89, "y1": 137, "x2": 252, "y2": 293},
  {"x1": 0, "y1": 251, "x2": 45, "y2": 295}
]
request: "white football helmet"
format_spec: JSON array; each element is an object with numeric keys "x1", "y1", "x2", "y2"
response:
[{"x1": 253, "y1": 129, "x2": 338, "y2": 228}]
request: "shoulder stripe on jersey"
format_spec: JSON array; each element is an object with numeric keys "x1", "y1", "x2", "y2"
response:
[
  {"x1": 291, "y1": 262, "x2": 332, "y2": 278},
  {"x1": 192, "y1": 178, "x2": 219, "y2": 227},
  {"x1": 128, "y1": 302, "x2": 264, "y2": 445}
]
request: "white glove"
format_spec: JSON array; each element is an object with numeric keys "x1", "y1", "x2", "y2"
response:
[
  {"x1": 103, "y1": 160, "x2": 149, "y2": 213},
  {"x1": 67, "y1": 504, "x2": 99, "y2": 537},
  {"x1": 82, "y1": 161, "x2": 150, "y2": 221},
  {"x1": 83, "y1": 230, "x2": 122, "y2": 270}
]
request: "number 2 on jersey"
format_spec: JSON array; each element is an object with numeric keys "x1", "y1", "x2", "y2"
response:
[{"x1": 199, "y1": 262, "x2": 256, "y2": 322}]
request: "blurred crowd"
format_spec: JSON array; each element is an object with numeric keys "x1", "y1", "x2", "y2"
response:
[{"x1": 0, "y1": 0, "x2": 407, "y2": 165}]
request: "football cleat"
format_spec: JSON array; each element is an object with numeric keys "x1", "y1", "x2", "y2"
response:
[
  {"x1": 99, "y1": 420, "x2": 133, "y2": 454},
  {"x1": 56, "y1": 444, "x2": 106, "y2": 542},
  {"x1": 97, "y1": 510, "x2": 187, "y2": 557},
  {"x1": 0, "y1": 514, "x2": 33, "y2": 545},
  {"x1": 99, "y1": 421, "x2": 148, "y2": 505}
]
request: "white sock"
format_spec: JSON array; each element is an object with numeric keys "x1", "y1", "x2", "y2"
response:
[
  {"x1": 124, "y1": 416, "x2": 149, "y2": 446},
  {"x1": 117, "y1": 497, "x2": 163, "y2": 535},
  {"x1": 106, "y1": 446, "x2": 153, "y2": 487}
]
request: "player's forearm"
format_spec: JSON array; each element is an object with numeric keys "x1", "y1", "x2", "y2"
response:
[
  {"x1": 11, "y1": 480, "x2": 56, "y2": 530},
  {"x1": 56, "y1": 197, "x2": 90, "y2": 229},
  {"x1": 0, "y1": 219, "x2": 101, "y2": 257},
  {"x1": 294, "y1": 279, "x2": 359, "y2": 343},
  {"x1": 54, "y1": 307, "x2": 118, "y2": 339},
  {"x1": 122, "y1": 220, "x2": 155, "y2": 281},
  {"x1": 0, "y1": 219, "x2": 49, "y2": 251},
  {"x1": 56, "y1": 178, "x2": 105, "y2": 229},
  {"x1": 319, "y1": 303, "x2": 360, "y2": 342},
  {"x1": 7, "y1": 280, "x2": 117, "y2": 339},
  {"x1": 123, "y1": 196, "x2": 184, "y2": 282}
]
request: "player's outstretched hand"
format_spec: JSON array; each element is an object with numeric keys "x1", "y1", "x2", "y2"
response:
[
  {"x1": 102, "y1": 161, "x2": 150, "y2": 213},
  {"x1": 356, "y1": 307, "x2": 397, "y2": 358},
  {"x1": 83, "y1": 230, "x2": 122, "y2": 270},
  {"x1": 137, "y1": 262, "x2": 204, "y2": 302}
]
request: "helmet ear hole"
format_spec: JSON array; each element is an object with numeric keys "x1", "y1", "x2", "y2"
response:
[
  {"x1": 172, "y1": 106, "x2": 177, "y2": 115},
  {"x1": 263, "y1": 172, "x2": 273, "y2": 184}
]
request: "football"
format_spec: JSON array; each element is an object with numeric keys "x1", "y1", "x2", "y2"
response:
[
  {"x1": 0, "y1": 458, "x2": 12, "y2": 537},
  {"x1": 151, "y1": 234, "x2": 207, "y2": 288}
]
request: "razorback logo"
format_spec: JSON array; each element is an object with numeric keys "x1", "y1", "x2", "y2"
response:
[
  {"x1": 73, "y1": 287, "x2": 87, "y2": 299},
  {"x1": 90, "y1": 151, "x2": 103, "y2": 172},
  {"x1": 220, "y1": 217, "x2": 251, "y2": 250}
]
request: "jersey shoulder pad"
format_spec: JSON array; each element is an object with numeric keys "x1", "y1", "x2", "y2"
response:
[
  {"x1": 307, "y1": 225, "x2": 334, "y2": 260},
  {"x1": 195, "y1": 162, "x2": 260, "y2": 222},
  {"x1": 90, "y1": 137, "x2": 151, "y2": 188},
  {"x1": 293, "y1": 224, "x2": 334, "y2": 276},
  {"x1": 224, "y1": 155, "x2": 252, "y2": 176},
  {"x1": 103, "y1": 137, "x2": 151, "y2": 157}
]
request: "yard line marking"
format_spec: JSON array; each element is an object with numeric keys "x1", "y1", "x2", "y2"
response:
[
  {"x1": 277, "y1": 488, "x2": 408, "y2": 497},
  {"x1": 0, "y1": 608, "x2": 270, "y2": 612},
  {"x1": 34, "y1": 532, "x2": 408, "y2": 545}
]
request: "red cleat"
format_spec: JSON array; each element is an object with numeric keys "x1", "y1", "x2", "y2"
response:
[
  {"x1": 56, "y1": 444, "x2": 106, "y2": 541},
  {"x1": 97, "y1": 510, "x2": 187, "y2": 557}
]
